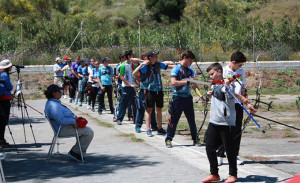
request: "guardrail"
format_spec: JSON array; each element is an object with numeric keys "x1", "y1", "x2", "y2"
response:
[{"x1": 11, "y1": 61, "x2": 300, "y2": 74}]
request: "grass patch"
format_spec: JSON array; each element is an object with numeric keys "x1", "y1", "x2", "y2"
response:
[
  {"x1": 98, "y1": 121, "x2": 114, "y2": 128},
  {"x1": 119, "y1": 133, "x2": 144, "y2": 142},
  {"x1": 282, "y1": 129, "x2": 299, "y2": 138}
]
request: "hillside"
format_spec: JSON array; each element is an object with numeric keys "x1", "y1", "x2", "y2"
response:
[
  {"x1": 0, "y1": 0, "x2": 299, "y2": 65},
  {"x1": 248, "y1": 0, "x2": 300, "y2": 23}
]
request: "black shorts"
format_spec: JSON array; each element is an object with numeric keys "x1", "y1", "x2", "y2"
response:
[{"x1": 145, "y1": 91, "x2": 164, "y2": 108}]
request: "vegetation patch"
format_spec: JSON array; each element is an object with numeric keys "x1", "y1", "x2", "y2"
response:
[{"x1": 119, "y1": 133, "x2": 144, "y2": 142}]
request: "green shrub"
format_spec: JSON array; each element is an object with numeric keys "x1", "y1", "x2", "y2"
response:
[
  {"x1": 296, "y1": 78, "x2": 300, "y2": 86},
  {"x1": 270, "y1": 42, "x2": 291, "y2": 61},
  {"x1": 277, "y1": 69, "x2": 295, "y2": 77}
]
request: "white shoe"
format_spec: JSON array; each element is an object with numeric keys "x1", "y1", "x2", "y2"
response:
[
  {"x1": 87, "y1": 105, "x2": 91, "y2": 109},
  {"x1": 63, "y1": 95, "x2": 68, "y2": 99},
  {"x1": 237, "y1": 156, "x2": 244, "y2": 165},
  {"x1": 217, "y1": 157, "x2": 223, "y2": 166}
]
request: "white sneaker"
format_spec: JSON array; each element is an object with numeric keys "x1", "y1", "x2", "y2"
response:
[
  {"x1": 217, "y1": 157, "x2": 223, "y2": 166},
  {"x1": 87, "y1": 105, "x2": 91, "y2": 109},
  {"x1": 64, "y1": 95, "x2": 68, "y2": 99},
  {"x1": 237, "y1": 156, "x2": 244, "y2": 165}
]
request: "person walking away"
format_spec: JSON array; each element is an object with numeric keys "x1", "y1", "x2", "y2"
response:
[{"x1": 0, "y1": 59, "x2": 13, "y2": 147}]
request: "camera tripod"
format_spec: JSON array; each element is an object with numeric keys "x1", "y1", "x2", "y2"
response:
[{"x1": 9, "y1": 66, "x2": 38, "y2": 151}]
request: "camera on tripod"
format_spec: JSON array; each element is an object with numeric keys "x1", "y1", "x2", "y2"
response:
[{"x1": 13, "y1": 65, "x2": 25, "y2": 69}]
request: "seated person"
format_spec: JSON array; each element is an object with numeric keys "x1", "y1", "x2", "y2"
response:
[{"x1": 44, "y1": 84, "x2": 94, "y2": 162}]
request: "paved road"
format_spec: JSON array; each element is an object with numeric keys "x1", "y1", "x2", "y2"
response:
[{"x1": 2, "y1": 99, "x2": 298, "y2": 182}]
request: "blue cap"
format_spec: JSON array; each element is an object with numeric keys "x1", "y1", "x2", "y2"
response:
[
  {"x1": 80, "y1": 59, "x2": 85, "y2": 63},
  {"x1": 85, "y1": 59, "x2": 90, "y2": 65},
  {"x1": 147, "y1": 51, "x2": 159, "y2": 58},
  {"x1": 102, "y1": 57, "x2": 110, "y2": 62}
]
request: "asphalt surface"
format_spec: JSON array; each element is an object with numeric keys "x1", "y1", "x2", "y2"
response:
[{"x1": 1, "y1": 98, "x2": 298, "y2": 182}]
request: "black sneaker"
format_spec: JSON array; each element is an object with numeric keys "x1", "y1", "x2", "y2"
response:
[
  {"x1": 98, "y1": 111, "x2": 102, "y2": 115},
  {"x1": 157, "y1": 128, "x2": 166, "y2": 135},
  {"x1": 151, "y1": 126, "x2": 158, "y2": 131},
  {"x1": 91, "y1": 108, "x2": 95, "y2": 112},
  {"x1": 69, "y1": 99, "x2": 72, "y2": 103},
  {"x1": 68, "y1": 150, "x2": 83, "y2": 162},
  {"x1": 165, "y1": 140, "x2": 173, "y2": 148}
]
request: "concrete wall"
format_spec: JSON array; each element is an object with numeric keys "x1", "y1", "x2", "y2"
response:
[{"x1": 11, "y1": 61, "x2": 300, "y2": 74}]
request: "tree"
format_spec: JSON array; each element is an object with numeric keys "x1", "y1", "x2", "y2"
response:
[{"x1": 145, "y1": 0, "x2": 186, "y2": 23}]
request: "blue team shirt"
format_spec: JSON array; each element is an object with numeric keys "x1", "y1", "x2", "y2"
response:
[
  {"x1": 77, "y1": 65, "x2": 83, "y2": 80},
  {"x1": 140, "y1": 62, "x2": 168, "y2": 91},
  {"x1": 98, "y1": 66, "x2": 113, "y2": 86},
  {"x1": 171, "y1": 64, "x2": 194, "y2": 97},
  {"x1": 82, "y1": 67, "x2": 89, "y2": 82}
]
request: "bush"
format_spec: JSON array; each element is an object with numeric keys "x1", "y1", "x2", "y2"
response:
[
  {"x1": 296, "y1": 78, "x2": 300, "y2": 86},
  {"x1": 270, "y1": 42, "x2": 291, "y2": 61}
]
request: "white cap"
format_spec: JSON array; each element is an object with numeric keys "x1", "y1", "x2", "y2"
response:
[
  {"x1": 55, "y1": 57, "x2": 62, "y2": 62},
  {"x1": 0, "y1": 59, "x2": 12, "y2": 69}
]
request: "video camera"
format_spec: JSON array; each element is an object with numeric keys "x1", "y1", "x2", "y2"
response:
[{"x1": 13, "y1": 65, "x2": 25, "y2": 69}]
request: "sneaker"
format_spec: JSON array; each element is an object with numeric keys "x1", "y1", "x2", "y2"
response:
[
  {"x1": 117, "y1": 120, "x2": 122, "y2": 125},
  {"x1": 237, "y1": 156, "x2": 244, "y2": 165},
  {"x1": 151, "y1": 126, "x2": 158, "y2": 131},
  {"x1": 75, "y1": 100, "x2": 78, "y2": 105},
  {"x1": 113, "y1": 118, "x2": 118, "y2": 122},
  {"x1": 157, "y1": 128, "x2": 166, "y2": 135},
  {"x1": 165, "y1": 140, "x2": 173, "y2": 148},
  {"x1": 87, "y1": 105, "x2": 91, "y2": 109},
  {"x1": 217, "y1": 157, "x2": 223, "y2": 166},
  {"x1": 103, "y1": 107, "x2": 107, "y2": 111},
  {"x1": 68, "y1": 150, "x2": 83, "y2": 162},
  {"x1": 202, "y1": 174, "x2": 220, "y2": 183},
  {"x1": 193, "y1": 140, "x2": 202, "y2": 147},
  {"x1": 69, "y1": 99, "x2": 72, "y2": 103},
  {"x1": 79, "y1": 102, "x2": 82, "y2": 106},
  {"x1": 91, "y1": 108, "x2": 95, "y2": 112},
  {"x1": 98, "y1": 111, "x2": 102, "y2": 115},
  {"x1": 146, "y1": 129, "x2": 153, "y2": 137},
  {"x1": 225, "y1": 175, "x2": 237, "y2": 183},
  {"x1": 128, "y1": 117, "x2": 134, "y2": 121},
  {"x1": 136, "y1": 127, "x2": 141, "y2": 133}
]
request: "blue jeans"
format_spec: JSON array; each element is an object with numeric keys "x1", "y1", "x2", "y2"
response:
[
  {"x1": 117, "y1": 87, "x2": 136, "y2": 122},
  {"x1": 135, "y1": 89, "x2": 157, "y2": 129},
  {"x1": 166, "y1": 96, "x2": 197, "y2": 141}
]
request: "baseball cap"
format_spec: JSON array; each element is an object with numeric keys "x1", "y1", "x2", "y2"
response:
[
  {"x1": 147, "y1": 51, "x2": 159, "y2": 58},
  {"x1": 55, "y1": 57, "x2": 62, "y2": 62},
  {"x1": 64, "y1": 56, "x2": 71, "y2": 61},
  {"x1": 102, "y1": 57, "x2": 110, "y2": 62},
  {"x1": 85, "y1": 59, "x2": 90, "y2": 65},
  {"x1": 46, "y1": 84, "x2": 64, "y2": 93},
  {"x1": 0, "y1": 59, "x2": 12, "y2": 69}
]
